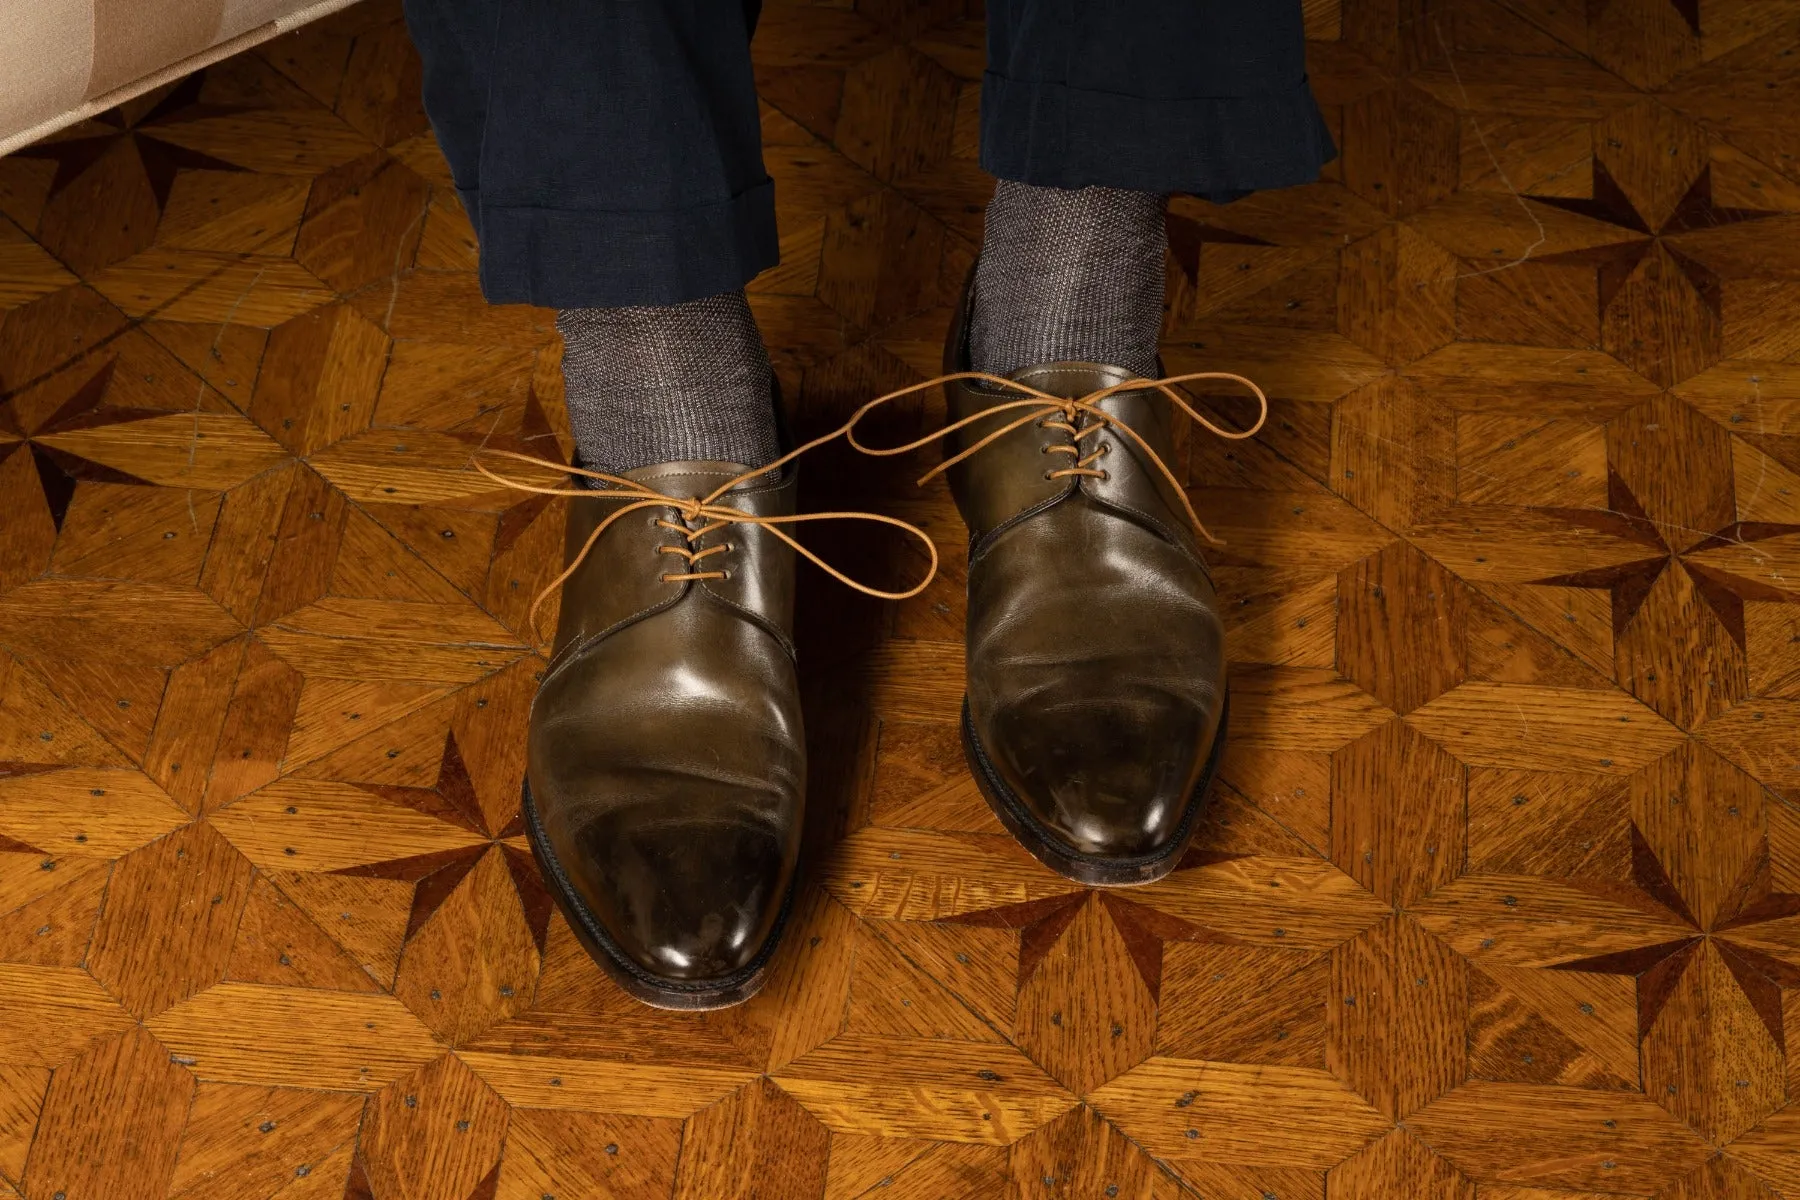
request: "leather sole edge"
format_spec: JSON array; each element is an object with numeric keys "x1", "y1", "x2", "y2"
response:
[
  {"x1": 520, "y1": 778, "x2": 795, "y2": 1010},
  {"x1": 960, "y1": 693, "x2": 1229, "y2": 887}
]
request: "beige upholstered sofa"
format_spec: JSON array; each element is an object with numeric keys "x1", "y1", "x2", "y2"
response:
[{"x1": 1, "y1": 0, "x2": 363, "y2": 157}]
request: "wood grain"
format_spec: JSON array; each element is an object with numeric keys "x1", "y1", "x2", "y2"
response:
[{"x1": 22, "y1": 1026, "x2": 194, "y2": 1200}]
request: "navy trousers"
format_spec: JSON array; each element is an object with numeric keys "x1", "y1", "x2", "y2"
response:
[{"x1": 401, "y1": 1, "x2": 1333, "y2": 308}]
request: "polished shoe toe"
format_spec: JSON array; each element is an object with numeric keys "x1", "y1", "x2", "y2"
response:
[
  {"x1": 984, "y1": 685, "x2": 1211, "y2": 861},
  {"x1": 572, "y1": 809, "x2": 789, "y2": 984}
]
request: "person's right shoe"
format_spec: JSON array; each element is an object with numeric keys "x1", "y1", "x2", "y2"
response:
[
  {"x1": 941, "y1": 285, "x2": 1230, "y2": 887},
  {"x1": 523, "y1": 459, "x2": 804, "y2": 1009}
]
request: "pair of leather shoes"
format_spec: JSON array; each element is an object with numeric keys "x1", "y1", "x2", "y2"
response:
[{"x1": 515, "y1": 287, "x2": 1238, "y2": 1009}]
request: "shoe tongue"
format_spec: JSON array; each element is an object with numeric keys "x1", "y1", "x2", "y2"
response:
[
  {"x1": 615, "y1": 459, "x2": 759, "y2": 498},
  {"x1": 1007, "y1": 360, "x2": 1140, "y2": 401}
]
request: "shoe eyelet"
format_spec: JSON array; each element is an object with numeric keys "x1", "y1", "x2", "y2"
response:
[
  {"x1": 1098, "y1": 471, "x2": 1111, "y2": 482},
  {"x1": 1043, "y1": 471, "x2": 1055, "y2": 481}
]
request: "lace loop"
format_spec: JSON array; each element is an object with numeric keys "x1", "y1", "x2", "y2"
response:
[
  {"x1": 839, "y1": 369, "x2": 1268, "y2": 546},
  {"x1": 471, "y1": 439, "x2": 940, "y2": 643}
]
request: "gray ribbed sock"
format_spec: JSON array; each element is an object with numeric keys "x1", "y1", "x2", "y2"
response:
[
  {"x1": 557, "y1": 291, "x2": 780, "y2": 475},
  {"x1": 970, "y1": 181, "x2": 1167, "y2": 379}
]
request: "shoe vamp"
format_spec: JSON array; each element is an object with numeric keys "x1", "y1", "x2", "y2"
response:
[
  {"x1": 529, "y1": 594, "x2": 804, "y2": 827},
  {"x1": 967, "y1": 494, "x2": 1225, "y2": 713}
]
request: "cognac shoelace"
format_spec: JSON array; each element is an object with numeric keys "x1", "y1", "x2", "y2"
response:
[
  {"x1": 472, "y1": 432, "x2": 941, "y2": 640},
  {"x1": 472, "y1": 368, "x2": 1265, "y2": 639},
  {"x1": 839, "y1": 369, "x2": 1270, "y2": 546}
]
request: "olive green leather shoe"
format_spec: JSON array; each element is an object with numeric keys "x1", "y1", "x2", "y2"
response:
[
  {"x1": 523, "y1": 460, "x2": 803, "y2": 1008},
  {"x1": 939, "y1": 289, "x2": 1231, "y2": 887}
]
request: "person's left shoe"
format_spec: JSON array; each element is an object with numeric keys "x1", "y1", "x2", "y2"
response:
[{"x1": 941, "y1": 286, "x2": 1229, "y2": 887}]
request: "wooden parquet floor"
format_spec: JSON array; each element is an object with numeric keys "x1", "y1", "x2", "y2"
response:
[{"x1": 2, "y1": 0, "x2": 1800, "y2": 1195}]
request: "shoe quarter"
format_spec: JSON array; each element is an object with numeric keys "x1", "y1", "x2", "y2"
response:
[
  {"x1": 943, "y1": 375, "x2": 1075, "y2": 544},
  {"x1": 1079, "y1": 385, "x2": 1207, "y2": 564},
  {"x1": 551, "y1": 492, "x2": 686, "y2": 661}
]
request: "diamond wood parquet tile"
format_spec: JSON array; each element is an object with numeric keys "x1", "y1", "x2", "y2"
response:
[{"x1": 2, "y1": 0, "x2": 1800, "y2": 1195}]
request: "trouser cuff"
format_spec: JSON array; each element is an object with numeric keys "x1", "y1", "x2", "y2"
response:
[
  {"x1": 469, "y1": 178, "x2": 780, "y2": 308},
  {"x1": 980, "y1": 73, "x2": 1336, "y2": 201}
]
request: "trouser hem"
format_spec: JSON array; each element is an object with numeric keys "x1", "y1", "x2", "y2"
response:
[
  {"x1": 979, "y1": 72, "x2": 1337, "y2": 200},
  {"x1": 470, "y1": 178, "x2": 780, "y2": 308}
]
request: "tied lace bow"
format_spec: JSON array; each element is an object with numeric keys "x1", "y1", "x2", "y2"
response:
[
  {"x1": 843, "y1": 369, "x2": 1269, "y2": 546},
  {"x1": 471, "y1": 441, "x2": 941, "y2": 641},
  {"x1": 471, "y1": 367, "x2": 1267, "y2": 640}
]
